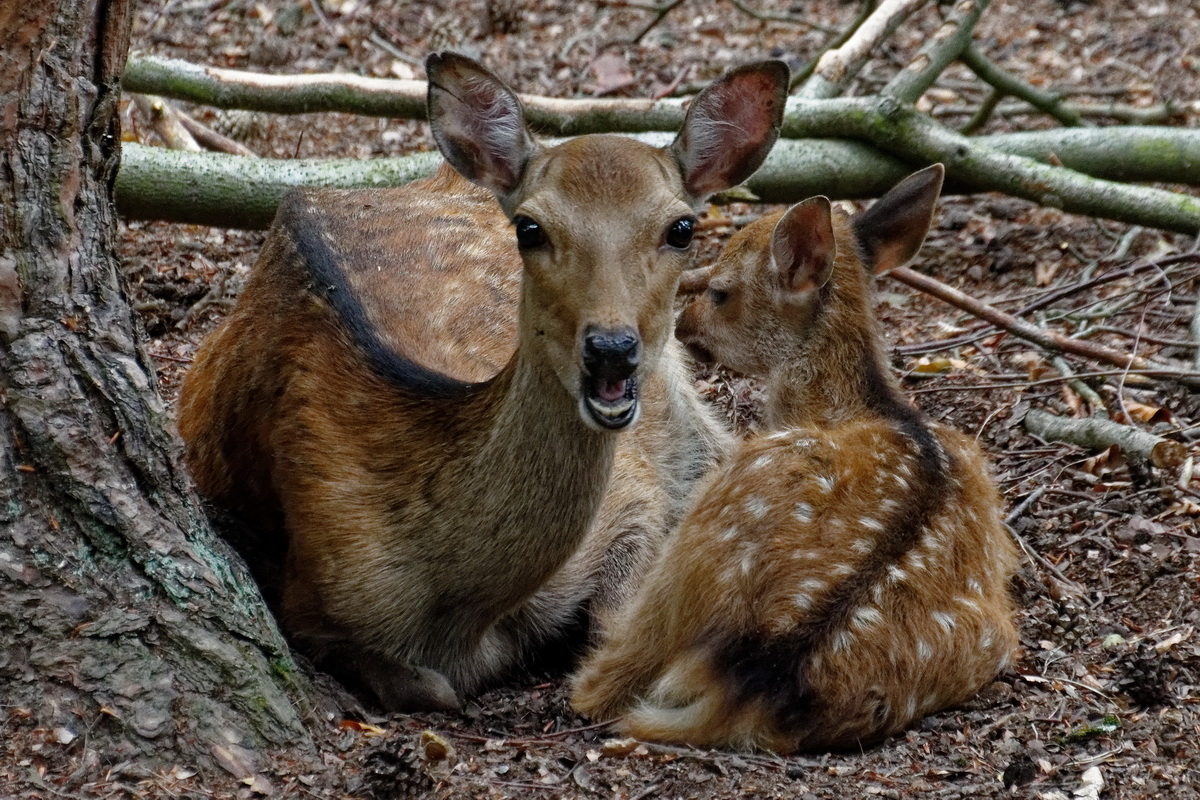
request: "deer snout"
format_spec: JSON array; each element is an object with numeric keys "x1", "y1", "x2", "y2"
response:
[
  {"x1": 579, "y1": 326, "x2": 642, "y2": 431},
  {"x1": 583, "y1": 328, "x2": 641, "y2": 381}
]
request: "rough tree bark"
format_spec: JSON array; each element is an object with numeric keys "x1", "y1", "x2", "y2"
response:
[{"x1": 0, "y1": 0, "x2": 313, "y2": 784}]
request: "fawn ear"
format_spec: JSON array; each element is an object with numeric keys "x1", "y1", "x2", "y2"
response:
[
  {"x1": 669, "y1": 61, "x2": 790, "y2": 204},
  {"x1": 426, "y1": 52, "x2": 539, "y2": 201},
  {"x1": 771, "y1": 196, "x2": 836, "y2": 295},
  {"x1": 853, "y1": 163, "x2": 944, "y2": 275}
]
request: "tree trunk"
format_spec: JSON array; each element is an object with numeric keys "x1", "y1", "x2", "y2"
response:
[{"x1": 0, "y1": 0, "x2": 313, "y2": 784}]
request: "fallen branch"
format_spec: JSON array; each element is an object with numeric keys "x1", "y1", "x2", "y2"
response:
[
  {"x1": 789, "y1": 0, "x2": 879, "y2": 89},
  {"x1": 781, "y1": 96, "x2": 1200, "y2": 235},
  {"x1": 959, "y1": 44, "x2": 1085, "y2": 127},
  {"x1": 116, "y1": 143, "x2": 442, "y2": 229},
  {"x1": 116, "y1": 127, "x2": 1200, "y2": 233},
  {"x1": 174, "y1": 108, "x2": 257, "y2": 157},
  {"x1": 796, "y1": 0, "x2": 929, "y2": 99},
  {"x1": 130, "y1": 93, "x2": 200, "y2": 151},
  {"x1": 883, "y1": 0, "x2": 990, "y2": 104},
  {"x1": 1023, "y1": 408, "x2": 1187, "y2": 469},
  {"x1": 886, "y1": 266, "x2": 1200, "y2": 388}
]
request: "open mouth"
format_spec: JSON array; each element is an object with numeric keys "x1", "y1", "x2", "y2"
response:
[{"x1": 582, "y1": 374, "x2": 640, "y2": 430}]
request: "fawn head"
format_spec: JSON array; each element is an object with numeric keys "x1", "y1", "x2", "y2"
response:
[
  {"x1": 427, "y1": 53, "x2": 788, "y2": 431},
  {"x1": 675, "y1": 164, "x2": 945, "y2": 375}
]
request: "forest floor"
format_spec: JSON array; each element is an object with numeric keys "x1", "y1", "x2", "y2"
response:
[{"x1": 24, "y1": 0, "x2": 1200, "y2": 797}]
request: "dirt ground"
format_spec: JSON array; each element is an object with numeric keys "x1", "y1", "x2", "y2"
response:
[{"x1": 19, "y1": 0, "x2": 1200, "y2": 797}]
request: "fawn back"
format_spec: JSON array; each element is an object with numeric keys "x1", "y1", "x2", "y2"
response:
[
  {"x1": 571, "y1": 166, "x2": 1019, "y2": 752},
  {"x1": 178, "y1": 54, "x2": 787, "y2": 711}
]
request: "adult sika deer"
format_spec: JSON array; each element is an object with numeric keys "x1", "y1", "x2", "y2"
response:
[
  {"x1": 177, "y1": 54, "x2": 788, "y2": 711},
  {"x1": 571, "y1": 166, "x2": 1019, "y2": 752}
]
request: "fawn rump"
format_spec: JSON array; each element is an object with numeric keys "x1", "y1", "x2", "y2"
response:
[
  {"x1": 177, "y1": 54, "x2": 788, "y2": 711},
  {"x1": 570, "y1": 165, "x2": 1019, "y2": 752}
]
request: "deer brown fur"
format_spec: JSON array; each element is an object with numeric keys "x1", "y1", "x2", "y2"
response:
[
  {"x1": 570, "y1": 165, "x2": 1020, "y2": 752},
  {"x1": 177, "y1": 54, "x2": 788, "y2": 711}
]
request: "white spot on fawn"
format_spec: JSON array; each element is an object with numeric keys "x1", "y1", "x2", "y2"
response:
[
  {"x1": 794, "y1": 502, "x2": 814, "y2": 523},
  {"x1": 829, "y1": 563, "x2": 855, "y2": 577},
  {"x1": 744, "y1": 496, "x2": 770, "y2": 519},
  {"x1": 831, "y1": 630, "x2": 853, "y2": 653},
  {"x1": 851, "y1": 605, "x2": 882, "y2": 630},
  {"x1": 967, "y1": 578, "x2": 983, "y2": 595},
  {"x1": 932, "y1": 611, "x2": 956, "y2": 634},
  {"x1": 907, "y1": 551, "x2": 927, "y2": 571},
  {"x1": 851, "y1": 538, "x2": 873, "y2": 554},
  {"x1": 798, "y1": 577, "x2": 827, "y2": 593},
  {"x1": 916, "y1": 639, "x2": 932, "y2": 663},
  {"x1": 955, "y1": 596, "x2": 981, "y2": 613},
  {"x1": 859, "y1": 517, "x2": 885, "y2": 532},
  {"x1": 887, "y1": 564, "x2": 908, "y2": 583},
  {"x1": 793, "y1": 593, "x2": 813, "y2": 611},
  {"x1": 752, "y1": 453, "x2": 774, "y2": 470},
  {"x1": 979, "y1": 629, "x2": 995, "y2": 650},
  {"x1": 720, "y1": 525, "x2": 740, "y2": 542},
  {"x1": 816, "y1": 474, "x2": 836, "y2": 493}
]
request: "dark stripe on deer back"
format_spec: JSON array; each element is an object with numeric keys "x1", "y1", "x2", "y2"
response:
[
  {"x1": 713, "y1": 349, "x2": 955, "y2": 735},
  {"x1": 276, "y1": 190, "x2": 484, "y2": 400}
]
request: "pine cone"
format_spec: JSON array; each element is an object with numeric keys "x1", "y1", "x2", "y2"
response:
[
  {"x1": 1029, "y1": 597, "x2": 1091, "y2": 647},
  {"x1": 1115, "y1": 642, "x2": 1173, "y2": 707},
  {"x1": 203, "y1": 109, "x2": 268, "y2": 145},
  {"x1": 361, "y1": 735, "x2": 435, "y2": 800}
]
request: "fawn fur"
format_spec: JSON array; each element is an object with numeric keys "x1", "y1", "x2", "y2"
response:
[
  {"x1": 571, "y1": 165, "x2": 1020, "y2": 752},
  {"x1": 177, "y1": 54, "x2": 789, "y2": 711}
]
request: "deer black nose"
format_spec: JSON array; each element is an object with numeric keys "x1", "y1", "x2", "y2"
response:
[{"x1": 582, "y1": 327, "x2": 641, "y2": 381}]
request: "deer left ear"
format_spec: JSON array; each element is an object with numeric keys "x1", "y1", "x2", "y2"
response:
[
  {"x1": 426, "y1": 52, "x2": 539, "y2": 203},
  {"x1": 771, "y1": 196, "x2": 836, "y2": 295},
  {"x1": 669, "y1": 60, "x2": 789, "y2": 204},
  {"x1": 853, "y1": 163, "x2": 945, "y2": 275}
]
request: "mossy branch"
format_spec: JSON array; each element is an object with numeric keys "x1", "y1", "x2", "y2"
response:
[{"x1": 117, "y1": 125, "x2": 1200, "y2": 233}]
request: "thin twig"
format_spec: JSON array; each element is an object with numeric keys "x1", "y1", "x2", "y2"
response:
[
  {"x1": 1004, "y1": 485, "x2": 1047, "y2": 525},
  {"x1": 959, "y1": 86, "x2": 1003, "y2": 134},
  {"x1": 887, "y1": 266, "x2": 1200, "y2": 388},
  {"x1": 959, "y1": 44, "x2": 1085, "y2": 127},
  {"x1": 723, "y1": 0, "x2": 838, "y2": 33},
  {"x1": 629, "y1": 0, "x2": 687, "y2": 44},
  {"x1": 1007, "y1": 527, "x2": 1086, "y2": 597},
  {"x1": 174, "y1": 108, "x2": 257, "y2": 157},
  {"x1": 1049, "y1": 355, "x2": 1108, "y2": 418}
]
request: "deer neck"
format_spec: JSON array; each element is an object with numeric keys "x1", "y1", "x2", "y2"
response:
[
  {"x1": 763, "y1": 268, "x2": 904, "y2": 431},
  {"x1": 436, "y1": 332, "x2": 619, "y2": 625}
]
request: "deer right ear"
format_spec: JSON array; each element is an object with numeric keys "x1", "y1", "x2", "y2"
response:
[
  {"x1": 853, "y1": 163, "x2": 945, "y2": 275},
  {"x1": 426, "y1": 52, "x2": 538, "y2": 202},
  {"x1": 771, "y1": 196, "x2": 836, "y2": 295},
  {"x1": 669, "y1": 61, "x2": 789, "y2": 205}
]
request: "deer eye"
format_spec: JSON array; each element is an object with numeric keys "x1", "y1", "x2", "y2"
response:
[
  {"x1": 665, "y1": 217, "x2": 696, "y2": 249},
  {"x1": 708, "y1": 287, "x2": 730, "y2": 306},
  {"x1": 514, "y1": 216, "x2": 546, "y2": 250}
]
